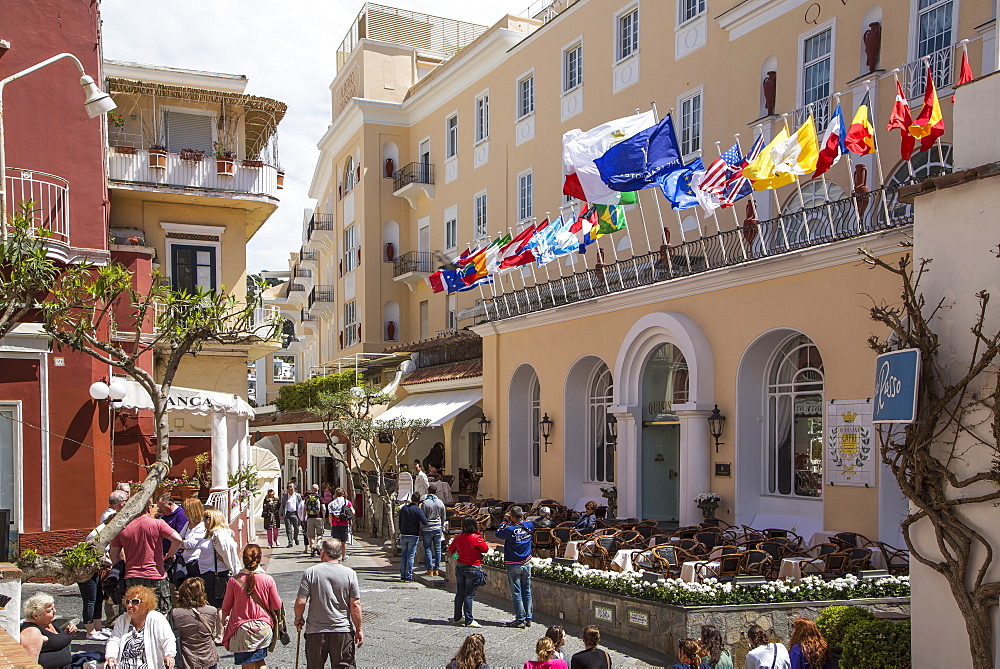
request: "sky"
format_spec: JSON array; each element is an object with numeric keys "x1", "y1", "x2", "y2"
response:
[{"x1": 100, "y1": 0, "x2": 529, "y2": 274}]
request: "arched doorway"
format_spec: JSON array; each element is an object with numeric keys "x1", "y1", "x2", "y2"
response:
[
  {"x1": 508, "y1": 364, "x2": 541, "y2": 502},
  {"x1": 640, "y1": 343, "x2": 689, "y2": 522}
]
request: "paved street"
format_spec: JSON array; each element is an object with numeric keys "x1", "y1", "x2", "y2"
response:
[{"x1": 26, "y1": 535, "x2": 666, "y2": 668}]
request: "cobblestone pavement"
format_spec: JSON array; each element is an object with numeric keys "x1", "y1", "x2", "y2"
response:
[{"x1": 26, "y1": 535, "x2": 668, "y2": 668}]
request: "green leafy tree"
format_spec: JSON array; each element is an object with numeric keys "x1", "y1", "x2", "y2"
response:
[
  {"x1": 23, "y1": 266, "x2": 279, "y2": 581},
  {"x1": 0, "y1": 203, "x2": 62, "y2": 339}
]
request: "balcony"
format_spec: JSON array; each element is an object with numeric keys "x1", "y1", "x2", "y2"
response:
[
  {"x1": 901, "y1": 43, "x2": 961, "y2": 100},
  {"x1": 393, "y1": 251, "x2": 434, "y2": 292},
  {"x1": 107, "y1": 148, "x2": 281, "y2": 200},
  {"x1": 483, "y1": 180, "x2": 914, "y2": 322},
  {"x1": 306, "y1": 213, "x2": 335, "y2": 243},
  {"x1": 4, "y1": 167, "x2": 70, "y2": 248},
  {"x1": 300, "y1": 308, "x2": 317, "y2": 322},
  {"x1": 308, "y1": 285, "x2": 336, "y2": 314},
  {"x1": 392, "y1": 162, "x2": 435, "y2": 209},
  {"x1": 299, "y1": 248, "x2": 319, "y2": 263}
]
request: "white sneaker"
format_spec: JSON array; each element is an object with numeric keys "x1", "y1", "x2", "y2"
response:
[{"x1": 87, "y1": 631, "x2": 110, "y2": 641}]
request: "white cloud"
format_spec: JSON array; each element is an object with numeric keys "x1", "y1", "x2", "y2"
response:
[{"x1": 100, "y1": 0, "x2": 529, "y2": 274}]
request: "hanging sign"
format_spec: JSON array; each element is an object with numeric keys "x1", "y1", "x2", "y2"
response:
[{"x1": 873, "y1": 349, "x2": 921, "y2": 424}]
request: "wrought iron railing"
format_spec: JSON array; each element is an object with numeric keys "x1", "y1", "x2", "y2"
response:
[
  {"x1": 787, "y1": 93, "x2": 834, "y2": 133},
  {"x1": 392, "y1": 162, "x2": 435, "y2": 191},
  {"x1": 300, "y1": 249, "x2": 319, "y2": 261},
  {"x1": 287, "y1": 283, "x2": 306, "y2": 292},
  {"x1": 301, "y1": 308, "x2": 317, "y2": 322},
  {"x1": 393, "y1": 251, "x2": 434, "y2": 277},
  {"x1": 484, "y1": 181, "x2": 914, "y2": 322},
  {"x1": 293, "y1": 267, "x2": 312, "y2": 278},
  {"x1": 902, "y1": 43, "x2": 958, "y2": 100},
  {"x1": 309, "y1": 285, "x2": 335, "y2": 308},
  {"x1": 4, "y1": 168, "x2": 70, "y2": 244},
  {"x1": 416, "y1": 335, "x2": 483, "y2": 367},
  {"x1": 306, "y1": 213, "x2": 335, "y2": 241}
]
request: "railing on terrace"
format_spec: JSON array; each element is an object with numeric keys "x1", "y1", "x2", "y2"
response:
[
  {"x1": 308, "y1": 285, "x2": 335, "y2": 308},
  {"x1": 336, "y1": 2, "x2": 488, "y2": 72},
  {"x1": 147, "y1": 303, "x2": 280, "y2": 337},
  {"x1": 902, "y1": 43, "x2": 960, "y2": 100},
  {"x1": 417, "y1": 335, "x2": 483, "y2": 367},
  {"x1": 393, "y1": 251, "x2": 434, "y2": 277},
  {"x1": 306, "y1": 213, "x2": 335, "y2": 241},
  {"x1": 518, "y1": 0, "x2": 579, "y2": 23},
  {"x1": 392, "y1": 162, "x2": 434, "y2": 191},
  {"x1": 4, "y1": 168, "x2": 70, "y2": 244},
  {"x1": 293, "y1": 267, "x2": 312, "y2": 278},
  {"x1": 484, "y1": 181, "x2": 916, "y2": 322},
  {"x1": 787, "y1": 94, "x2": 834, "y2": 133},
  {"x1": 300, "y1": 249, "x2": 319, "y2": 261},
  {"x1": 301, "y1": 308, "x2": 317, "y2": 322},
  {"x1": 107, "y1": 149, "x2": 281, "y2": 199},
  {"x1": 287, "y1": 283, "x2": 306, "y2": 293}
]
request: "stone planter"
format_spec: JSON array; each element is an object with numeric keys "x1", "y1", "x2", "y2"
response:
[
  {"x1": 699, "y1": 502, "x2": 719, "y2": 519},
  {"x1": 479, "y1": 565, "x2": 908, "y2": 667}
]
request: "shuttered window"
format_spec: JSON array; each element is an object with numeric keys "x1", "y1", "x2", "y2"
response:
[{"x1": 165, "y1": 111, "x2": 214, "y2": 153}]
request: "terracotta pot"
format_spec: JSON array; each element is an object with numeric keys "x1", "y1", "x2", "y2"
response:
[
  {"x1": 216, "y1": 158, "x2": 235, "y2": 176},
  {"x1": 148, "y1": 148, "x2": 167, "y2": 169},
  {"x1": 277, "y1": 170, "x2": 285, "y2": 189},
  {"x1": 172, "y1": 485, "x2": 196, "y2": 501}
]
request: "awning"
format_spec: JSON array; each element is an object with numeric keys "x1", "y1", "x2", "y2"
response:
[
  {"x1": 374, "y1": 388, "x2": 482, "y2": 426},
  {"x1": 119, "y1": 379, "x2": 255, "y2": 417}
]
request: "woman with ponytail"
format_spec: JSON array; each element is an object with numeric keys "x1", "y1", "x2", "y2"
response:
[
  {"x1": 745, "y1": 624, "x2": 790, "y2": 669},
  {"x1": 788, "y1": 618, "x2": 832, "y2": 669},
  {"x1": 221, "y1": 544, "x2": 282, "y2": 669},
  {"x1": 524, "y1": 637, "x2": 568, "y2": 669},
  {"x1": 670, "y1": 638, "x2": 710, "y2": 669}
]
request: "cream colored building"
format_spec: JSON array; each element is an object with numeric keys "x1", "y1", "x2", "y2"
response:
[
  {"x1": 104, "y1": 60, "x2": 284, "y2": 486},
  {"x1": 264, "y1": 0, "x2": 996, "y2": 538}
]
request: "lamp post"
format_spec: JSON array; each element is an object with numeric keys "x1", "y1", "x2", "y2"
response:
[
  {"x1": 478, "y1": 414, "x2": 491, "y2": 443},
  {"x1": 708, "y1": 404, "x2": 727, "y2": 453},
  {"x1": 0, "y1": 49, "x2": 115, "y2": 238},
  {"x1": 539, "y1": 412, "x2": 553, "y2": 452}
]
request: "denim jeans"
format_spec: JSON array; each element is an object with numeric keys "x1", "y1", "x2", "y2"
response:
[
  {"x1": 77, "y1": 572, "x2": 103, "y2": 624},
  {"x1": 284, "y1": 515, "x2": 301, "y2": 545},
  {"x1": 399, "y1": 535, "x2": 419, "y2": 580},
  {"x1": 422, "y1": 528, "x2": 443, "y2": 571},
  {"x1": 506, "y1": 563, "x2": 533, "y2": 622},
  {"x1": 454, "y1": 564, "x2": 483, "y2": 623}
]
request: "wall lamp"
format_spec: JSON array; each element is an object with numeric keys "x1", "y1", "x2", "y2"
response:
[
  {"x1": 478, "y1": 414, "x2": 491, "y2": 443},
  {"x1": 539, "y1": 412, "x2": 553, "y2": 452},
  {"x1": 89, "y1": 378, "x2": 127, "y2": 404},
  {"x1": 708, "y1": 404, "x2": 727, "y2": 453},
  {"x1": 605, "y1": 413, "x2": 618, "y2": 444},
  {"x1": 296, "y1": 436, "x2": 305, "y2": 457}
]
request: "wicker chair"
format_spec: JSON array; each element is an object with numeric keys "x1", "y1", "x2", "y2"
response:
[
  {"x1": 580, "y1": 535, "x2": 620, "y2": 570},
  {"x1": 649, "y1": 533, "x2": 674, "y2": 547},
  {"x1": 799, "y1": 551, "x2": 851, "y2": 579},
  {"x1": 845, "y1": 547, "x2": 873, "y2": 573},
  {"x1": 533, "y1": 528, "x2": 556, "y2": 558},
  {"x1": 694, "y1": 552, "x2": 744, "y2": 583},
  {"x1": 876, "y1": 542, "x2": 909, "y2": 576},
  {"x1": 743, "y1": 549, "x2": 775, "y2": 578},
  {"x1": 677, "y1": 539, "x2": 708, "y2": 557},
  {"x1": 695, "y1": 529, "x2": 722, "y2": 551},
  {"x1": 651, "y1": 545, "x2": 692, "y2": 579},
  {"x1": 617, "y1": 529, "x2": 646, "y2": 549},
  {"x1": 553, "y1": 526, "x2": 574, "y2": 558}
]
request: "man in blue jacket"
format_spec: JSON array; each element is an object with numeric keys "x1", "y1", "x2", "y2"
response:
[{"x1": 495, "y1": 505, "x2": 534, "y2": 628}]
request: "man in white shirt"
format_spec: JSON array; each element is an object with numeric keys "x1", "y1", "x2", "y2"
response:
[
  {"x1": 413, "y1": 461, "x2": 429, "y2": 498},
  {"x1": 100, "y1": 489, "x2": 128, "y2": 523},
  {"x1": 278, "y1": 483, "x2": 304, "y2": 547}
]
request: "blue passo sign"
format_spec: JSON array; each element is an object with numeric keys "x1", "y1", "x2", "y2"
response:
[{"x1": 873, "y1": 349, "x2": 921, "y2": 424}]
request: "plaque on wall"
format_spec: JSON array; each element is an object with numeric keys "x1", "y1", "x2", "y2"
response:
[{"x1": 715, "y1": 463, "x2": 732, "y2": 477}]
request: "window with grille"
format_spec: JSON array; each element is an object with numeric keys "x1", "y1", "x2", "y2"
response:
[
  {"x1": 475, "y1": 93, "x2": 489, "y2": 143},
  {"x1": 344, "y1": 300, "x2": 359, "y2": 347},
  {"x1": 343, "y1": 225, "x2": 358, "y2": 273},
  {"x1": 518, "y1": 172, "x2": 533, "y2": 222},
  {"x1": 617, "y1": 8, "x2": 639, "y2": 61},
  {"x1": 517, "y1": 75, "x2": 535, "y2": 119},
  {"x1": 802, "y1": 28, "x2": 832, "y2": 126},
  {"x1": 564, "y1": 44, "x2": 583, "y2": 92},
  {"x1": 917, "y1": 0, "x2": 953, "y2": 89},
  {"x1": 679, "y1": 91, "x2": 702, "y2": 158},
  {"x1": 678, "y1": 0, "x2": 705, "y2": 25},
  {"x1": 475, "y1": 192, "x2": 488, "y2": 239},
  {"x1": 446, "y1": 115, "x2": 458, "y2": 159},
  {"x1": 445, "y1": 218, "x2": 458, "y2": 251}
]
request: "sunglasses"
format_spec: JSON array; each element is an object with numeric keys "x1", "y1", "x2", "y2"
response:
[{"x1": 125, "y1": 598, "x2": 142, "y2": 606}]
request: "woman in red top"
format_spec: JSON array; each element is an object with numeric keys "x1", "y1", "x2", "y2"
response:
[{"x1": 447, "y1": 516, "x2": 490, "y2": 627}]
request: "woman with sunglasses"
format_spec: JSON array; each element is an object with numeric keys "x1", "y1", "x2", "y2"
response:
[{"x1": 105, "y1": 585, "x2": 176, "y2": 669}]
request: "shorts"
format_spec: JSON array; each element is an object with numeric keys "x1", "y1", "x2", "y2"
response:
[
  {"x1": 330, "y1": 524, "x2": 349, "y2": 542},
  {"x1": 306, "y1": 517, "x2": 325, "y2": 539},
  {"x1": 229, "y1": 619, "x2": 272, "y2": 655}
]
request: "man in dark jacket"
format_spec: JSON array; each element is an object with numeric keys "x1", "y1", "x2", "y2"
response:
[
  {"x1": 397, "y1": 493, "x2": 429, "y2": 581},
  {"x1": 495, "y1": 505, "x2": 534, "y2": 628}
]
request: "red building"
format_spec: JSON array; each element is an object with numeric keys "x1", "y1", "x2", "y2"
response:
[{"x1": 0, "y1": 0, "x2": 114, "y2": 553}]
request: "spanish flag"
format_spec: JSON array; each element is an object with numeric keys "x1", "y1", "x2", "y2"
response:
[
  {"x1": 844, "y1": 93, "x2": 876, "y2": 156},
  {"x1": 909, "y1": 67, "x2": 945, "y2": 152},
  {"x1": 742, "y1": 128, "x2": 796, "y2": 191}
]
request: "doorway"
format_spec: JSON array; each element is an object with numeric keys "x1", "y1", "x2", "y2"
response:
[{"x1": 642, "y1": 423, "x2": 679, "y2": 522}]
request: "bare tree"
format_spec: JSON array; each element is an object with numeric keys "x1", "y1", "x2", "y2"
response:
[
  {"x1": 20, "y1": 264, "x2": 278, "y2": 582},
  {"x1": 862, "y1": 245, "x2": 1000, "y2": 668}
]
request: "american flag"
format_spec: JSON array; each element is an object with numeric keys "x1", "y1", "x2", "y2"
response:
[
  {"x1": 698, "y1": 157, "x2": 730, "y2": 195},
  {"x1": 720, "y1": 135, "x2": 764, "y2": 205}
]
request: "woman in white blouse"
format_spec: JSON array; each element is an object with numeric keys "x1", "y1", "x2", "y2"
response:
[
  {"x1": 105, "y1": 585, "x2": 175, "y2": 669},
  {"x1": 179, "y1": 498, "x2": 207, "y2": 576}
]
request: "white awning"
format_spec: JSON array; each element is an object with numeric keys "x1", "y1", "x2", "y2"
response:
[
  {"x1": 119, "y1": 379, "x2": 255, "y2": 417},
  {"x1": 374, "y1": 388, "x2": 482, "y2": 427}
]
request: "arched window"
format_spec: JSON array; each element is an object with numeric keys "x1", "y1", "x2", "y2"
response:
[
  {"x1": 766, "y1": 335, "x2": 824, "y2": 497},
  {"x1": 779, "y1": 180, "x2": 846, "y2": 246},
  {"x1": 530, "y1": 375, "x2": 541, "y2": 479},
  {"x1": 587, "y1": 365, "x2": 614, "y2": 483},
  {"x1": 889, "y1": 144, "x2": 953, "y2": 184},
  {"x1": 343, "y1": 157, "x2": 356, "y2": 193}
]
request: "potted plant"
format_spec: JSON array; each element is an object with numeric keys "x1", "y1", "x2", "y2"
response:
[
  {"x1": 694, "y1": 491, "x2": 721, "y2": 519},
  {"x1": 194, "y1": 453, "x2": 212, "y2": 493},
  {"x1": 242, "y1": 158, "x2": 264, "y2": 169},
  {"x1": 214, "y1": 141, "x2": 236, "y2": 176},
  {"x1": 179, "y1": 148, "x2": 204, "y2": 162},
  {"x1": 599, "y1": 483, "x2": 618, "y2": 518},
  {"x1": 148, "y1": 144, "x2": 168, "y2": 169},
  {"x1": 277, "y1": 168, "x2": 285, "y2": 189}
]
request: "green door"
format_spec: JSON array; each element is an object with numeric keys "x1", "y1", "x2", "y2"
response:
[{"x1": 641, "y1": 423, "x2": 680, "y2": 522}]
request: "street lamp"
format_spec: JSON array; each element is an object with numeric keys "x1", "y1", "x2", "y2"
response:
[
  {"x1": 539, "y1": 412, "x2": 553, "y2": 452},
  {"x1": 0, "y1": 49, "x2": 115, "y2": 237},
  {"x1": 708, "y1": 404, "x2": 727, "y2": 453},
  {"x1": 478, "y1": 414, "x2": 491, "y2": 443}
]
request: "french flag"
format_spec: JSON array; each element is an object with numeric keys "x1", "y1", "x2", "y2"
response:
[{"x1": 813, "y1": 104, "x2": 847, "y2": 178}]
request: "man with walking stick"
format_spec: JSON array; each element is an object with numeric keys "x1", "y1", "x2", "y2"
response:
[{"x1": 294, "y1": 538, "x2": 364, "y2": 667}]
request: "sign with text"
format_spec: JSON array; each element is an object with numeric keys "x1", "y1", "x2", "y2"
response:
[{"x1": 873, "y1": 349, "x2": 921, "y2": 424}]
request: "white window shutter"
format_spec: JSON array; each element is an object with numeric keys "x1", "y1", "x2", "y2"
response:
[{"x1": 165, "y1": 111, "x2": 214, "y2": 153}]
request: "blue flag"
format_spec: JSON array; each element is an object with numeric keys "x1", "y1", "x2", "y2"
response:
[
  {"x1": 594, "y1": 114, "x2": 685, "y2": 192},
  {"x1": 658, "y1": 157, "x2": 703, "y2": 210}
]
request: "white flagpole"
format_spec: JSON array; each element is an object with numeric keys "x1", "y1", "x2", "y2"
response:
[
  {"x1": 637, "y1": 192, "x2": 673, "y2": 273},
  {"x1": 649, "y1": 101, "x2": 675, "y2": 262},
  {"x1": 890, "y1": 69, "x2": 916, "y2": 180},
  {"x1": 865, "y1": 80, "x2": 894, "y2": 227},
  {"x1": 838, "y1": 91, "x2": 865, "y2": 234},
  {"x1": 725, "y1": 134, "x2": 750, "y2": 260}
]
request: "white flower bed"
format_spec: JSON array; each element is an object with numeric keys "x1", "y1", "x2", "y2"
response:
[{"x1": 482, "y1": 550, "x2": 909, "y2": 607}]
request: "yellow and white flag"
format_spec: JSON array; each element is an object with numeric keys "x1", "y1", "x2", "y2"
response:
[
  {"x1": 771, "y1": 115, "x2": 819, "y2": 176},
  {"x1": 742, "y1": 128, "x2": 796, "y2": 191}
]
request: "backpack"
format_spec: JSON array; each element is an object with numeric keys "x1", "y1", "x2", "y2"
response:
[
  {"x1": 338, "y1": 499, "x2": 355, "y2": 522},
  {"x1": 306, "y1": 494, "x2": 321, "y2": 517}
]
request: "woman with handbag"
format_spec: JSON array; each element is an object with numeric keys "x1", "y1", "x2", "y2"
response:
[
  {"x1": 447, "y1": 516, "x2": 489, "y2": 628},
  {"x1": 168, "y1": 577, "x2": 220, "y2": 669},
  {"x1": 261, "y1": 490, "x2": 280, "y2": 549},
  {"x1": 202, "y1": 509, "x2": 242, "y2": 610},
  {"x1": 178, "y1": 498, "x2": 207, "y2": 580},
  {"x1": 221, "y1": 544, "x2": 282, "y2": 669}
]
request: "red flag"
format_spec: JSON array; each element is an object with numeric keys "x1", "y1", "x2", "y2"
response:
[
  {"x1": 909, "y1": 67, "x2": 945, "y2": 152},
  {"x1": 886, "y1": 80, "x2": 915, "y2": 161},
  {"x1": 952, "y1": 49, "x2": 974, "y2": 103},
  {"x1": 427, "y1": 271, "x2": 447, "y2": 293}
]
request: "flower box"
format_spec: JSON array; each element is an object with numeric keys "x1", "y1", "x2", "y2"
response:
[
  {"x1": 148, "y1": 148, "x2": 167, "y2": 169},
  {"x1": 179, "y1": 148, "x2": 205, "y2": 162},
  {"x1": 277, "y1": 170, "x2": 285, "y2": 189},
  {"x1": 216, "y1": 158, "x2": 235, "y2": 176},
  {"x1": 113, "y1": 145, "x2": 139, "y2": 155},
  {"x1": 241, "y1": 159, "x2": 264, "y2": 168}
]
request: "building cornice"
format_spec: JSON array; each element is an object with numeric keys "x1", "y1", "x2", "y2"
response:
[
  {"x1": 473, "y1": 228, "x2": 908, "y2": 338},
  {"x1": 715, "y1": 0, "x2": 810, "y2": 41},
  {"x1": 402, "y1": 376, "x2": 484, "y2": 393}
]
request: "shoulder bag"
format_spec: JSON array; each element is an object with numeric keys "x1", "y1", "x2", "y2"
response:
[{"x1": 238, "y1": 575, "x2": 291, "y2": 651}]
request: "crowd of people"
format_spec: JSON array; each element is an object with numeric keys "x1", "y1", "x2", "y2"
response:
[{"x1": 18, "y1": 482, "x2": 840, "y2": 669}]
